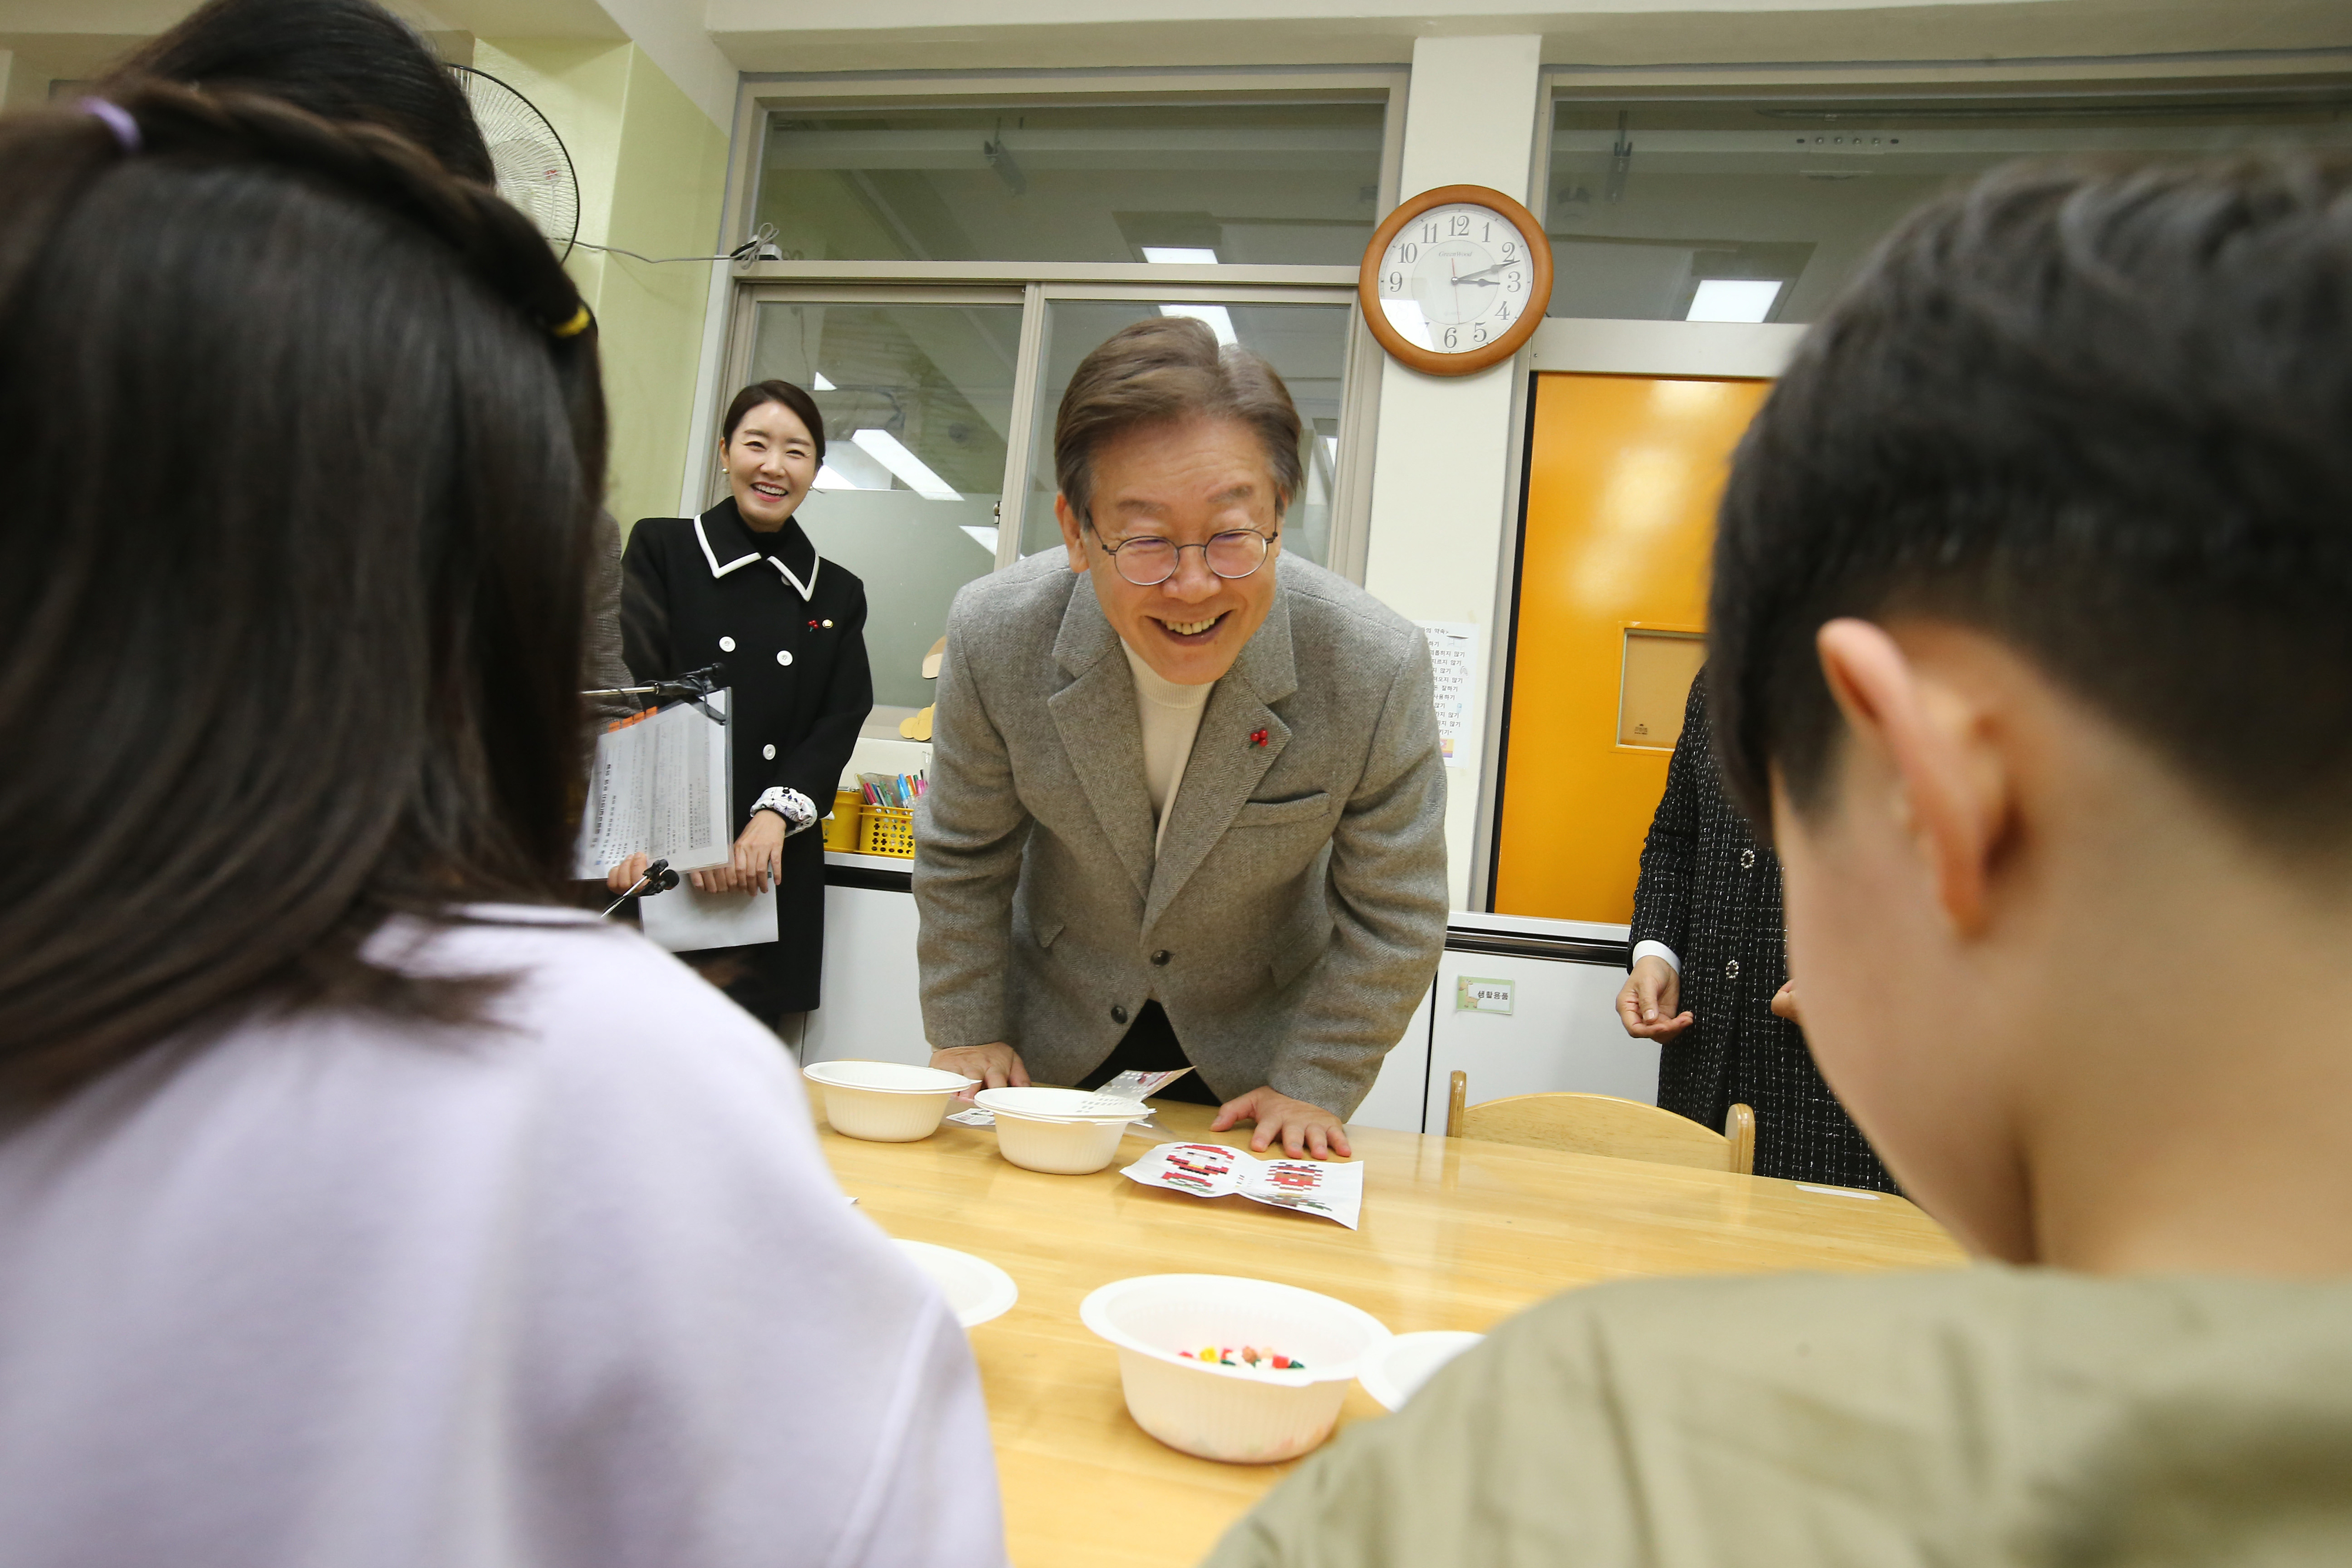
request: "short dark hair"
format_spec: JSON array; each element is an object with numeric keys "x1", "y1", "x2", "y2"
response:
[
  {"x1": 0, "y1": 85, "x2": 603, "y2": 1102},
  {"x1": 1710, "y1": 152, "x2": 2352, "y2": 861},
  {"x1": 104, "y1": 0, "x2": 495, "y2": 184},
  {"x1": 721, "y1": 379, "x2": 827, "y2": 460},
  {"x1": 1054, "y1": 316, "x2": 1304, "y2": 526}
]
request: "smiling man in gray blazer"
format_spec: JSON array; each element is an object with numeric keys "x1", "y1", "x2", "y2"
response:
[{"x1": 913, "y1": 318, "x2": 1448, "y2": 1159}]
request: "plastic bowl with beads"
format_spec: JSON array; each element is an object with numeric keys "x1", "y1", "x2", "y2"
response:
[{"x1": 1080, "y1": 1273, "x2": 1391, "y2": 1463}]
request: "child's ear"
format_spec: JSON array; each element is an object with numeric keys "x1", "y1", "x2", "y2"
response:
[{"x1": 1815, "y1": 619, "x2": 2007, "y2": 935}]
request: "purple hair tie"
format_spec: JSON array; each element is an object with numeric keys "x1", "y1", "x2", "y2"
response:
[{"x1": 79, "y1": 98, "x2": 142, "y2": 155}]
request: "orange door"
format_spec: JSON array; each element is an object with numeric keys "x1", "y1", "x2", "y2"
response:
[{"x1": 1494, "y1": 373, "x2": 1771, "y2": 923}]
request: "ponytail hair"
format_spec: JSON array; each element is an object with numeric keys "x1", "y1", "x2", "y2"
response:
[{"x1": 0, "y1": 85, "x2": 606, "y2": 1102}]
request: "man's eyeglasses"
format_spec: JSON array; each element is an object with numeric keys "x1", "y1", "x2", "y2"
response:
[{"x1": 1091, "y1": 526, "x2": 1277, "y2": 587}]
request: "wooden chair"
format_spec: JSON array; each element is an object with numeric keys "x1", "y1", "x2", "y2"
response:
[{"x1": 1444, "y1": 1071, "x2": 1756, "y2": 1176}]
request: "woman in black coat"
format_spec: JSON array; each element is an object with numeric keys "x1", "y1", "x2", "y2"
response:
[
  {"x1": 610, "y1": 381, "x2": 872, "y2": 1025},
  {"x1": 1616, "y1": 674, "x2": 1896, "y2": 1192}
]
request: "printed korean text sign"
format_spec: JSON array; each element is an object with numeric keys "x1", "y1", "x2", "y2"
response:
[
  {"x1": 1416, "y1": 621, "x2": 1478, "y2": 765},
  {"x1": 1455, "y1": 977, "x2": 1514, "y2": 1015}
]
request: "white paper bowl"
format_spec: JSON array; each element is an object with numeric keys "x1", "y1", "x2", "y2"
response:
[
  {"x1": 893, "y1": 1239, "x2": 1018, "y2": 1329},
  {"x1": 976, "y1": 1087, "x2": 1144, "y2": 1175},
  {"x1": 1355, "y1": 1330, "x2": 1484, "y2": 1412},
  {"x1": 1080, "y1": 1273, "x2": 1391, "y2": 1463},
  {"x1": 803, "y1": 1060, "x2": 975, "y2": 1142}
]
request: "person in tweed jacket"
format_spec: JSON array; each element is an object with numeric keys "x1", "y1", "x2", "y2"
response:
[{"x1": 1618, "y1": 674, "x2": 1894, "y2": 1191}]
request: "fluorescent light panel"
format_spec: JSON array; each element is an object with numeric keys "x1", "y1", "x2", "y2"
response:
[
  {"x1": 851, "y1": 428, "x2": 961, "y2": 500},
  {"x1": 1686, "y1": 279, "x2": 1783, "y2": 323},
  {"x1": 1141, "y1": 246, "x2": 1220, "y2": 265},
  {"x1": 1158, "y1": 303, "x2": 1237, "y2": 346},
  {"x1": 812, "y1": 443, "x2": 893, "y2": 492}
]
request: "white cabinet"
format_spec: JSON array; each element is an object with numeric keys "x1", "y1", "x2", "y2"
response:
[
  {"x1": 803, "y1": 877, "x2": 930, "y2": 1066},
  {"x1": 1416, "y1": 914, "x2": 1656, "y2": 1134},
  {"x1": 1347, "y1": 985, "x2": 1434, "y2": 1134}
]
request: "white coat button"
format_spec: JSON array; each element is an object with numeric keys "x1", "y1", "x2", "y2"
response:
[
  {"x1": 1739, "y1": 848, "x2": 1756, "y2": 870},
  {"x1": 1725, "y1": 959, "x2": 1742, "y2": 980},
  {"x1": 776, "y1": 649, "x2": 794, "y2": 667},
  {"x1": 763, "y1": 744, "x2": 777, "y2": 760},
  {"x1": 718, "y1": 636, "x2": 735, "y2": 651}
]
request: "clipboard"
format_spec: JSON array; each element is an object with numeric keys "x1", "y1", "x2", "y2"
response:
[{"x1": 572, "y1": 688, "x2": 733, "y2": 879}]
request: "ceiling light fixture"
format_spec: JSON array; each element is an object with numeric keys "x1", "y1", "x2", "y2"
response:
[
  {"x1": 1686, "y1": 279, "x2": 1783, "y2": 323},
  {"x1": 852, "y1": 429, "x2": 961, "y2": 500},
  {"x1": 1158, "y1": 303, "x2": 1238, "y2": 346}
]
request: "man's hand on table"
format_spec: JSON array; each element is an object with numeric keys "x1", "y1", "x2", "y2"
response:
[
  {"x1": 1211, "y1": 1088, "x2": 1352, "y2": 1161},
  {"x1": 930, "y1": 1042, "x2": 1030, "y2": 1089}
]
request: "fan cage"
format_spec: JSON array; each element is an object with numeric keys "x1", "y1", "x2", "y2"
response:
[{"x1": 452, "y1": 64, "x2": 580, "y2": 262}]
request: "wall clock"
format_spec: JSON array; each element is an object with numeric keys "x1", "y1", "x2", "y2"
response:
[{"x1": 1359, "y1": 183, "x2": 1553, "y2": 376}]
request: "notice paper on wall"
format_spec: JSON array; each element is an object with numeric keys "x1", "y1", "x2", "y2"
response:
[
  {"x1": 1121, "y1": 1141, "x2": 1365, "y2": 1229},
  {"x1": 1415, "y1": 621, "x2": 1478, "y2": 764},
  {"x1": 572, "y1": 691, "x2": 733, "y2": 880}
]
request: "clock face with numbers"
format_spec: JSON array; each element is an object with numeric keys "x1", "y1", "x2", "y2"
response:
[{"x1": 1358, "y1": 183, "x2": 1553, "y2": 376}]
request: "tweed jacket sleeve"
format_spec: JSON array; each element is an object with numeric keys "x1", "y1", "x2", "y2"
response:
[
  {"x1": 1261, "y1": 628, "x2": 1449, "y2": 1114},
  {"x1": 1630, "y1": 675, "x2": 1708, "y2": 963},
  {"x1": 910, "y1": 614, "x2": 1027, "y2": 1049},
  {"x1": 583, "y1": 510, "x2": 637, "y2": 722}
]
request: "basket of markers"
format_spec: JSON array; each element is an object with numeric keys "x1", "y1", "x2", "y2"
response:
[
  {"x1": 854, "y1": 771, "x2": 926, "y2": 859},
  {"x1": 822, "y1": 787, "x2": 864, "y2": 851}
]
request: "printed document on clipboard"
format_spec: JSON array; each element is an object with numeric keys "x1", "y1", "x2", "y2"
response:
[{"x1": 572, "y1": 690, "x2": 733, "y2": 879}]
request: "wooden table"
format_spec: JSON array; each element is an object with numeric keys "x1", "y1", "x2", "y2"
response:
[{"x1": 818, "y1": 1101, "x2": 1963, "y2": 1568}]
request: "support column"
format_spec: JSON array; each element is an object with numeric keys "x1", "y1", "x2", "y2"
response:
[{"x1": 1360, "y1": 34, "x2": 1544, "y2": 910}]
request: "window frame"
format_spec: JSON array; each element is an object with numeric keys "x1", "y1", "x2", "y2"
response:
[{"x1": 699, "y1": 68, "x2": 1409, "y2": 584}]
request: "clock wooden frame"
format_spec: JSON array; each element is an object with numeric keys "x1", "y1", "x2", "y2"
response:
[{"x1": 1358, "y1": 183, "x2": 1553, "y2": 377}]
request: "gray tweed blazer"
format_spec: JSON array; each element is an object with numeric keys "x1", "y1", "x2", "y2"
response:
[{"x1": 912, "y1": 550, "x2": 1448, "y2": 1116}]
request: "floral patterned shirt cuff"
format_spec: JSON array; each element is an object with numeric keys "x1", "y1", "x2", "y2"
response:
[{"x1": 753, "y1": 787, "x2": 817, "y2": 830}]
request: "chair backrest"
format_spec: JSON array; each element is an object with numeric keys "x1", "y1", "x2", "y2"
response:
[{"x1": 1445, "y1": 1071, "x2": 1755, "y2": 1175}]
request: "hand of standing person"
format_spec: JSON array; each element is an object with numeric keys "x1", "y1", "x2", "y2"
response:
[
  {"x1": 930, "y1": 1042, "x2": 1030, "y2": 1089},
  {"x1": 1211, "y1": 1087, "x2": 1353, "y2": 1160},
  {"x1": 606, "y1": 853, "x2": 650, "y2": 896},
  {"x1": 733, "y1": 809, "x2": 790, "y2": 894},
  {"x1": 1770, "y1": 980, "x2": 1802, "y2": 1025},
  {"x1": 1616, "y1": 955, "x2": 1695, "y2": 1041}
]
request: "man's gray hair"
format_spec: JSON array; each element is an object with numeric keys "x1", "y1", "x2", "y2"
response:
[{"x1": 1053, "y1": 315, "x2": 1304, "y2": 525}]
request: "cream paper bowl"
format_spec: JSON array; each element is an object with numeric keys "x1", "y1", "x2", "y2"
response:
[
  {"x1": 1080, "y1": 1273, "x2": 1392, "y2": 1463},
  {"x1": 893, "y1": 1239, "x2": 1019, "y2": 1329},
  {"x1": 802, "y1": 1059, "x2": 975, "y2": 1142},
  {"x1": 975, "y1": 1086, "x2": 1145, "y2": 1175}
]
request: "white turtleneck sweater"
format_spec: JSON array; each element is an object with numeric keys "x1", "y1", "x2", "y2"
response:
[{"x1": 1121, "y1": 639, "x2": 1213, "y2": 857}]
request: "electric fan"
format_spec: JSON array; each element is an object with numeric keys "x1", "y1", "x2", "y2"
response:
[{"x1": 452, "y1": 65, "x2": 579, "y2": 261}]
